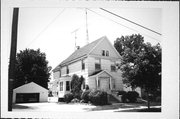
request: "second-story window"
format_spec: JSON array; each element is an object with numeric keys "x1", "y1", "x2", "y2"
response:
[
  {"x1": 66, "y1": 66, "x2": 69, "y2": 74},
  {"x1": 82, "y1": 59, "x2": 85, "y2": 70},
  {"x1": 95, "y1": 58, "x2": 101, "y2": 70},
  {"x1": 111, "y1": 65, "x2": 116, "y2": 72}
]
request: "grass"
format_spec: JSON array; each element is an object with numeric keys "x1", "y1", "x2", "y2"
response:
[{"x1": 88, "y1": 102, "x2": 161, "y2": 112}]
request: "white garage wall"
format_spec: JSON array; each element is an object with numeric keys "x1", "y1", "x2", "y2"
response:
[{"x1": 13, "y1": 82, "x2": 48, "y2": 103}]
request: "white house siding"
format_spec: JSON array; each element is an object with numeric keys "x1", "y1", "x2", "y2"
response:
[
  {"x1": 86, "y1": 56, "x2": 96, "y2": 75},
  {"x1": 87, "y1": 77, "x2": 97, "y2": 89},
  {"x1": 101, "y1": 59, "x2": 111, "y2": 71},
  {"x1": 61, "y1": 58, "x2": 88, "y2": 77},
  {"x1": 13, "y1": 82, "x2": 48, "y2": 103},
  {"x1": 61, "y1": 66, "x2": 67, "y2": 76},
  {"x1": 111, "y1": 72, "x2": 123, "y2": 91},
  {"x1": 53, "y1": 71, "x2": 60, "y2": 79}
]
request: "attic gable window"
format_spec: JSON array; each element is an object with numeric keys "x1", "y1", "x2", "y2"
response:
[
  {"x1": 102, "y1": 50, "x2": 105, "y2": 56},
  {"x1": 106, "y1": 51, "x2": 109, "y2": 56},
  {"x1": 102, "y1": 50, "x2": 109, "y2": 56}
]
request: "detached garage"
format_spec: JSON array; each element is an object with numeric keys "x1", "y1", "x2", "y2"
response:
[{"x1": 13, "y1": 82, "x2": 48, "y2": 103}]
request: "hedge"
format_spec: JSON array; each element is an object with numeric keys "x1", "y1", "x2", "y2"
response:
[
  {"x1": 88, "y1": 90, "x2": 108, "y2": 105},
  {"x1": 64, "y1": 93, "x2": 74, "y2": 103}
]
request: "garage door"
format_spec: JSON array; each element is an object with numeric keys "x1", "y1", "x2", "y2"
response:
[
  {"x1": 16, "y1": 93, "x2": 39, "y2": 103},
  {"x1": 99, "y1": 77, "x2": 110, "y2": 91}
]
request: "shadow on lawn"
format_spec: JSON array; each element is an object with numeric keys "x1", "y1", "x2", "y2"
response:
[
  {"x1": 83, "y1": 102, "x2": 161, "y2": 112},
  {"x1": 84, "y1": 103, "x2": 141, "y2": 111},
  {"x1": 12, "y1": 104, "x2": 33, "y2": 109}
]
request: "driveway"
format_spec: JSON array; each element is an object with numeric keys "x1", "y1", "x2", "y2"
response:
[{"x1": 12, "y1": 102, "x2": 96, "y2": 112}]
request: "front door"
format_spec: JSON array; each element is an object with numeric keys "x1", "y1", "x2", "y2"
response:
[{"x1": 99, "y1": 77, "x2": 110, "y2": 91}]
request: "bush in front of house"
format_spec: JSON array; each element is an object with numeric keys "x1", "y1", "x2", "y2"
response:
[
  {"x1": 117, "y1": 90, "x2": 127, "y2": 96},
  {"x1": 64, "y1": 92, "x2": 74, "y2": 103},
  {"x1": 88, "y1": 90, "x2": 108, "y2": 105},
  {"x1": 73, "y1": 90, "x2": 83, "y2": 100},
  {"x1": 126, "y1": 91, "x2": 139, "y2": 103},
  {"x1": 81, "y1": 90, "x2": 91, "y2": 103}
]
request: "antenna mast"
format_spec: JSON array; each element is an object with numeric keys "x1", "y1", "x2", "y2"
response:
[
  {"x1": 71, "y1": 28, "x2": 79, "y2": 50},
  {"x1": 85, "y1": 8, "x2": 89, "y2": 44}
]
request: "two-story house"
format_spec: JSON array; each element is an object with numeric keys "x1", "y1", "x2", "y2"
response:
[{"x1": 50, "y1": 36, "x2": 125, "y2": 98}]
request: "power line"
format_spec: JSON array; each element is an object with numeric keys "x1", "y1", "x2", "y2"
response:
[
  {"x1": 26, "y1": 8, "x2": 65, "y2": 47},
  {"x1": 87, "y1": 8, "x2": 161, "y2": 42},
  {"x1": 100, "y1": 8, "x2": 162, "y2": 36}
]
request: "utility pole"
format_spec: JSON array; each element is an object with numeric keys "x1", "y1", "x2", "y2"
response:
[
  {"x1": 8, "y1": 7, "x2": 19, "y2": 111},
  {"x1": 71, "y1": 28, "x2": 79, "y2": 50},
  {"x1": 85, "y1": 8, "x2": 89, "y2": 44}
]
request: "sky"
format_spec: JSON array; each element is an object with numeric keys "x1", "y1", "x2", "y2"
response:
[{"x1": 17, "y1": 8, "x2": 161, "y2": 69}]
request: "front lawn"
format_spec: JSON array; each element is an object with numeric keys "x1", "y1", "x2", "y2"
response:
[{"x1": 86, "y1": 102, "x2": 161, "y2": 112}]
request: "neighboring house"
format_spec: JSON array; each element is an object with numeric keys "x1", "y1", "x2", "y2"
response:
[
  {"x1": 13, "y1": 82, "x2": 48, "y2": 103},
  {"x1": 49, "y1": 36, "x2": 126, "y2": 99}
]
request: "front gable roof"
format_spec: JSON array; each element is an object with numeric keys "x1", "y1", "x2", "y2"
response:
[
  {"x1": 13, "y1": 82, "x2": 48, "y2": 92},
  {"x1": 88, "y1": 70, "x2": 113, "y2": 78},
  {"x1": 53, "y1": 36, "x2": 122, "y2": 71}
]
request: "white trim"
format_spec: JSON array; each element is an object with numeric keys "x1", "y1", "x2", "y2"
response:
[{"x1": 89, "y1": 70, "x2": 113, "y2": 78}]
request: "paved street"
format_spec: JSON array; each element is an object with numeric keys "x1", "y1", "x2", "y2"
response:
[{"x1": 12, "y1": 102, "x2": 161, "y2": 112}]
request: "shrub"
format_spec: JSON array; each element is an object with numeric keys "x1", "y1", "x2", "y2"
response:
[
  {"x1": 117, "y1": 90, "x2": 127, "y2": 96},
  {"x1": 88, "y1": 90, "x2": 108, "y2": 105},
  {"x1": 64, "y1": 93, "x2": 74, "y2": 103},
  {"x1": 126, "y1": 91, "x2": 139, "y2": 103},
  {"x1": 121, "y1": 92, "x2": 127, "y2": 103},
  {"x1": 81, "y1": 90, "x2": 91, "y2": 103},
  {"x1": 71, "y1": 98, "x2": 80, "y2": 103},
  {"x1": 73, "y1": 90, "x2": 83, "y2": 100}
]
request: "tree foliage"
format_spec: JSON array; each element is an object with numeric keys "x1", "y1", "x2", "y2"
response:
[
  {"x1": 114, "y1": 34, "x2": 161, "y2": 94},
  {"x1": 70, "y1": 74, "x2": 84, "y2": 99},
  {"x1": 14, "y1": 48, "x2": 50, "y2": 89}
]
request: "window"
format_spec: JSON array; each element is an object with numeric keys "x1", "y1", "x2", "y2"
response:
[
  {"x1": 66, "y1": 81, "x2": 70, "y2": 91},
  {"x1": 60, "y1": 82, "x2": 63, "y2": 91},
  {"x1": 106, "y1": 51, "x2": 109, "y2": 56},
  {"x1": 66, "y1": 66, "x2": 69, "y2": 74},
  {"x1": 111, "y1": 65, "x2": 116, "y2": 72},
  {"x1": 102, "y1": 50, "x2": 105, "y2": 56},
  {"x1": 95, "y1": 58, "x2": 101, "y2": 70},
  {"x1": 82, "y1": 59, "x2": 85, "y2": 70}
]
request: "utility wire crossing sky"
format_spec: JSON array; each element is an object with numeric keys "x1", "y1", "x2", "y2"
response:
[{"x1": 16, "y1": 8, "x2": 161, "y2": 69}]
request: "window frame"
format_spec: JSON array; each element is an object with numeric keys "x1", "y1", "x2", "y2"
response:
[
  {"x1": 102, "y1": 50, "x2": 105, "y2": 56},
  {"x1": 106, "y1": 50, "x2": 109, "y2": 56},
  {"x1": 82, "y1": 59, "x2": 85, "y2": 70},
  {"x1": 60, "y1": 82, "x2": 63, "y2": 91}
]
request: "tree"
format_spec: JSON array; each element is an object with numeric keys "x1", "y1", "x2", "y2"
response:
[
  {"x1": 14, "y1": 48, "x2": 50, "y2": 89},
  {"x1": 114, "y1": 34, "x2": 161, "y2": 108},
  {"x1": 70, "y1": 74, "x2": 84, "y2": 99}
]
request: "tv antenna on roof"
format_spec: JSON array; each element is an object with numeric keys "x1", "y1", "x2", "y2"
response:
[
  {"x1": 85, "y1": 8, "x2": 89, "y2": 44},
  {"x1": 71, "y1": 28, "x2": 79, "y2": 50}
]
